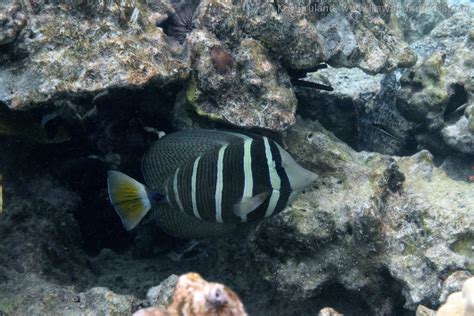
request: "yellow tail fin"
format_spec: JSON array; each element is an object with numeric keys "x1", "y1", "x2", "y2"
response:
[{"x1": 107, "y1": 170, "x2": 151, "y2": 231}]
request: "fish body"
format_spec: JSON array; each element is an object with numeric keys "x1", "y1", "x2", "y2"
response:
[{"x1": 107, "y1": 129, "x2": 317, "y2": 238}]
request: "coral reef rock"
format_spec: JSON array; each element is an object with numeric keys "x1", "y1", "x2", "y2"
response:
[
  {"x1": 297, "y1": 66, "x2": 417, "y2": 155},
  {"x1": 318, "y1": 307, "x2": 342, "y2": 316},
  {"x1": 134, "y1": 273, "x2": 247, "y2": 316},
  {"x1": 146, "y1": 274, "x2": 179, "y2": 308},
  {"x1": 183, "y1": 29, "x2": 297, "y2": 131},
  {"x1": 0, "y1": 175, "x2": 93, "y2": 314},
  {"x1": 0, "y1": 0, "x2": 27, "y2": 46},
  {"x1": 0, "y1": 1, "x2": 188, "y2": 110},
  {"x1": 437, "y1": 277, "x2": 474, "y2": 316},
  {"x1": 415, "y1": 305, "x2": 436, "y2": 316},
  {"x1": 439, "y1": 271, "x2": 473, "y2": 303},
  {"x1": 389, "y1": 0, "x2": 454, "y2": 43},
  {"x1": 0, "y1": 0, "x2": 418, "y2": 133},
  {"x1": 227, "y1": 0, "x2": 416, "y2": 73},
  {"x1": 398, "y1": 11, "x2": 474, "y2": 155},
  {"x1": 179, "y1": 0, "x2": 416, "y2": 130},
  {"x1": 249, "y1": 119, "x2": 474, "y2": 314}
]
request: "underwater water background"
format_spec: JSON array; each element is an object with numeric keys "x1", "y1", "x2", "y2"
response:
[{"x1": 0, "y1": 0, "x2": 473, "y2": 315}]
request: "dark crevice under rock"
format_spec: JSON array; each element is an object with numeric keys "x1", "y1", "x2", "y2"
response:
[
  {"x1": 443, "y1": 82, "x2": 468, "y2": 124},
  {"x1": 296, "y1": 73, "x2": 419, "y2": 157}
]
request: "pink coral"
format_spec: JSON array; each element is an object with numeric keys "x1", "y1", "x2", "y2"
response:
[{"x1": 134, "y1": 273, "x2": 247, "y2": 316}]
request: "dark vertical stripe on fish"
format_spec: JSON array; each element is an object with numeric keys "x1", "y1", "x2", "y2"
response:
[
  {"x1": 178, "y1": 159, "x2": 194, "y2": 217},
  {"x1": 262, "y1": 137, "x2": 282, "y2": 218},
  {"x1": 270, "y1": 141, "x2": 291, "y2": 216},
  {"x1": 196, "y1": 149, "x2": 219, "y2": 221},
  {"x1": 247, "y1": 138, "x2": 272, "y2": 221},
  {"x1": 221, "y1": 143, "x2": 245, "y2": 223}
]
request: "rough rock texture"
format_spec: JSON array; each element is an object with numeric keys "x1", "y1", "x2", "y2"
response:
[
  {"x1": 184, "y1": 29, "x2": 297, "y2": 131},
  {"x1": 437, "y1": 277, "x2": 474, "y2": 316},
  {"x1": 179, "y1": 0, "x2": 416, "y2": 130},
  {"x1": 439, "y1": 270, "x2": 473, "y2": 303},
  {"x1": 0, "y1": 0, "x2": 27, "y2": 46},
  {"x1": 297, "y1": 67, "x2": 417, "y2": 155},
  {"x1": 439, "y1": 154, "x2": 474, "y2": 181},
  {"x1": 233, "y1": 0, "x2": 416, "y2": 73},
  {"x1": 389, "y1": 0, "x2": 454, "y2": 43},
  {"x1": 0, "y1": 0, "x2": 188, "y2": 109},
  {"x1": 249, "y1": 119, "x2": 473, "y2": 313},
  {"x1": 0, "y1": 174, "x2": 90, "y2": 314},
  {"x1": 146, "y1": 274, "x2": 178, "y2": 308},
  {"x1": 135, "y1": 273, "x2": 247, "y2": 316},
  {"x1": 416, "y1": 304, "x2": 436, "y2": 316},
  {"x1": 294, "y1": 6, "x2": 473, "y2": 159},
  {"x1": 0, "y1": 0, "x2": 417, "y2": 133},
  {"x1": 398, "y1": 12, "x2": 474, "y2": 155}
]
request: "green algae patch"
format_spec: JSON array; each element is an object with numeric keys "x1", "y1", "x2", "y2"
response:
[
  {"x1": 452, "y1": 234, "x2": 474, "y2": 273},
  {"x1": 186, "y1": 77, "x2": 222, "y2": 122},
  {"x1": 185, "y1": 76, "x2": 201, "y2": 108},
  {"x1": 0, "y1": 299, "x2": 17, "y2": 315}
]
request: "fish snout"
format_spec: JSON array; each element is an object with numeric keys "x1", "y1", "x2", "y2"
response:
[{"x1": 287, "y1": 163, "x2": 318, "y2": 191}]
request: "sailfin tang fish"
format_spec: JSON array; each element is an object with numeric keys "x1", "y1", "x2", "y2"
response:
[{"x1": 107, "y1": 129, "x2": 318, "y2": 238}]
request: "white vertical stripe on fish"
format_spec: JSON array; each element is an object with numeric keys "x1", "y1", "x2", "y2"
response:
[
  {"x1": 240, "y1": 139, "x2": 254, "y2": 222},
  {"x1": 265, "y1": 190, "x2": 281, "y2": 218},
  {"x1": 173, "y1": 167, "x2": 184, "y2": 213},
  {"x1": 215, "y1": 144, "x2": 228, "y2": 223},
  {"x1": 165, "y1": 178, "x2": 171, "y2": 204},
  {"x1": 263, "y1": 137, "x2": 282, "y2": 217},
  {"x1": 191, "y1": 156, "x2": 202, "y2": 220}
]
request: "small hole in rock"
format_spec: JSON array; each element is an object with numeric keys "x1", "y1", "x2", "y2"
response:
[{"x1": 444, "y1": 83, "x2": 468, "y2": 123}]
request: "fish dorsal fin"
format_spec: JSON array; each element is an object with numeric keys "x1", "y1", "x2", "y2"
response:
[
  {"x1": 142, "y1": 129, "x2": 256, "y2": 189},
  {"x1": 233, "y1": 191, "x2": 270, "y2": 222}
]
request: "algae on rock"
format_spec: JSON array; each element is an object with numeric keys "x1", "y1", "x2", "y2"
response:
[
  {"x1": 0, "y1": 0, "x2": 188, "y2": 110},
  {"x1": 399, "y1": 11, "x2": 474, "y2": 155},
  {"x1": 249, "y1": 119, "x2": 474, "y2": 313},
  {"x1": 181, "y1": 0, "x2": 416, "y2": 130},
  {"x1": 185, "y1": 29, "x2": 297, "y2": 131}
]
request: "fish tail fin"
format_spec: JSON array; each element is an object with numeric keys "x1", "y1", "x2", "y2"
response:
[{"x1": 107, "y1": 170, "x2": 152, "y2": 231}]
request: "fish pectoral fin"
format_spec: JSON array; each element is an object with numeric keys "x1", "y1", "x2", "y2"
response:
[
  {"x1": 107, "y1": 170, "x2": 152, "y2": 231},
  {"x1": 233, "y1": 191, "x2": 270, "y2": 218}
]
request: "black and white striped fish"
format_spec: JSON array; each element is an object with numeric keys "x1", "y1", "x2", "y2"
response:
[{"x1": 107, "y1": 129, "x2": 317, "y2": 238}]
